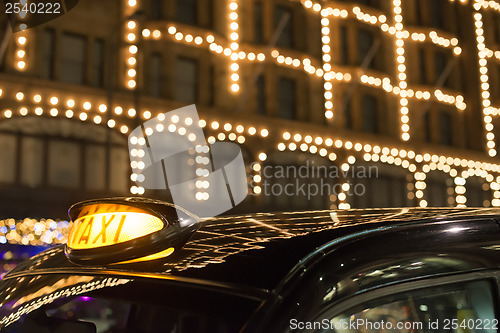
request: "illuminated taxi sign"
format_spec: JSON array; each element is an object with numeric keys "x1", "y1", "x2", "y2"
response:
[
  {"x1": 67, "y1": 212, "x2": 164, "y2": 249},
  {"x1": 65, "y1": 199, "x2": 199, "y2": 265}
]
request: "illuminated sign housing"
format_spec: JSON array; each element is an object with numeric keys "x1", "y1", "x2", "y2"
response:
[{"x1": 65, "y1": 198, "x2": 199, "y2": 265}]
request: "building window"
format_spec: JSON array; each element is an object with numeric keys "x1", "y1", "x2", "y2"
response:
[
  {"x1": 262, "y1": 160, "x2": 332, "y2": 211},
  {"x1": 256, "y1": 75, "x2": 266, "y2": 115},
  {"x1": 0, "y1": 119, "x2": 130, "y2": 196},
  {"x1": 430, "y1": 0, "x2": 444, "y2": 29},
  {"x1": 205, "y1": 0, "x2": 215, "y2": 29},
  {"x1": 494, "y1": 16, "x2": 500, "y2": 45},
  {"x1": 41, "y1": 29, "x2": 55, "y2": 80},
  {"x1": 356, "y1": 0, "x2": 379, "y2": 9},
  {"x1": 91, "y1": 39, "x2": 104, "y2": 88},
  {"x1": 415, "y1": 0, "x2": 423, "y2": 26},
  {"x1": 349, "y1": 167, "x2": 409, "y2": 208},
  {"x1": 151, "y1": 0, "x2": 162, "y2": 20},
  {"x1": 419, "y1": 48, "x2": 427, "y2": 84},
  {"x1": 361, "y1": 94, "x2": 378, "y2": 133},
  {"x1": 109, "y1": 147, "x2": 129, "y2": 193},
  {"x1": 466, "y1": 178, "x2": 490, "y2": 207},
  {"x1": 340, "y1": 26, "x2": 349, "y2": 65},
  {"x1": 176, "y1": 0, "x2": 197, "y2": 26},
  {"x1": 275, "y1": 5, "x2": 294, "y2": 49},
  {"x1": 372, "y1": 175, "x2": 407, "y2": 207},
  {"x1": 208, "y1": 65, "x2": 215, "y2": 106},
  {"x1": 48, "y1": 140, "x2": 81, "y2": 189},
  {"x1": 60, "y1": 33, "x2": 86, "y2": 85},
  {"x1": 175, "y1": 57, "x2": 198, "y2": 104},
  {"x1": 277, "y1": 77, "x2": 296, "y2": 119},
  {"x1": 343, "y1": 94, "x2": 352, "y2": 129},
  {"x1": 149, "y1": 53, "x2": 162, "y2": 97},
  {"x1": 254, "y1": 2, "x2": 263, "y2": 44},
  {"x1": 358, "y1": 29, "x2": 376, "y2": 69},
  {"x1": 424, "y1": 111, "x2": 432, "y2": 143},
  {"x1": 0, "y1": 134, "x2": 16, "y2": 184},
  {"x1": 85, "y1": 145, "x2": 106, "y2": 191},
  {"x1": 497, "y1": 64, "x2": 500, "y2": 104},
  {"x1": 439, "y1": 111, "x2": 453, "y2": 146},
  {"x1": 434, "y1": 51, "x2": 447, "y2": 85},
  {"x1": 426, "y1": 173, "x2": 452, "y2": 207},
  {"x1": 21, "y1": 137, "x2": 43, "y2": 187}
]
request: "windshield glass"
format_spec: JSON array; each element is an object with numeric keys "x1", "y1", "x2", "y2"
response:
[{"x1": 0, "y1": 273, "x2": 258, "y2": 333}]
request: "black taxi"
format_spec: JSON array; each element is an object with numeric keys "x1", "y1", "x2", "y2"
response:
[{"x1": 1, "y1": 198, "x2": 500, "y2": 332}]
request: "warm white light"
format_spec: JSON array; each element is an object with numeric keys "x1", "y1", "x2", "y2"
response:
[{"x1": 127, "y1": 21, "x2": 136, "y2": 29}]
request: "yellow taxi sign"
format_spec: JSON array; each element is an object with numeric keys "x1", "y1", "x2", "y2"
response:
[
  {"x1": 67, "y1": 211, "x2": 164, "y2": 249},
  {"x1": 65, "y1": 199, "x2": 199, "y2": 265}
]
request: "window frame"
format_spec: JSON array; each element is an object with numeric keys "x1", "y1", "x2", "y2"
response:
[
  {"x1": 340, "y1": 25, "x2": 349, "y2": 66},
  {"x1": 356, "y1": 27, "x2": 382, "y2": 71},
  {"x1": 148, "y1": 52, "x2": 163, "y2": 97},
  {"x1": 256, "y1": 75, "x2": 266, "y2": 115},
  {"x1": 254, "y1": 1, "x2": 264, "y2": 44},
  {"x1": 274, "y1": 4, "x2": 295, "y2": 49},
  {"x1": 150, "y1": 0, "x2": 163, "y2": 20},
  {"x1": 59, "y1": 32, "x2": 88, "y2": 85},
  {"x1": 305, "y1": 272, "x2": 500, "y2": 330},
  {"x1": 439, "y1": 109, "x2": 453, "y2": 146},
  {"x1": 91, "y1": 38, "x2": 105, "y2": 88},
  {"x1": 361, "y1": 93, "x2": 379, "y2": 134},
  {"x1": 175, "y1": 0, "x2": 198, "y2": 26},
  {"x1": 277, "y1": 76, "x2": 297, "y2": 120},
  {"x1": 40, "y1": 29, "x2": 55, "y2": 80},
  {"x1": 430, "y1": 0, "x2": 445, "y2": 30},
  {"x1": 174, "y1": 56, "x2": 199, "y2": 104}
]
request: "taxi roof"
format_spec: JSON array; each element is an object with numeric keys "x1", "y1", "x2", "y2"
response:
[{"x1": 5, "y1": 207, "x2": 500, "y2": 298}]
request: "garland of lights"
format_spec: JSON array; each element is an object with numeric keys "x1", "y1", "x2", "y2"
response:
[
  {"x1": 4, "y1": 0, "x2": 500, "y2": 210},
  {"x1": 0, "y1": 218, "x2": 70, "y2": 246}
]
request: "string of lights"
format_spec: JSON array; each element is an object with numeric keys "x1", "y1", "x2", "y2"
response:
[{"x1": 0, "y1": 218, "x2": 70, "y2": 246}]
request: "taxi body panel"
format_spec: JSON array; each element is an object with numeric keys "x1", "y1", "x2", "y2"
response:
[{"x1": 2, "y1": 206, "x2": 500, "y2": 332}]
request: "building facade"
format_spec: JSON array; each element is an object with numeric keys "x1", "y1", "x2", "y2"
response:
[{"x1": 0, "y1": 0, "x2": 499, "y2": 226}]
